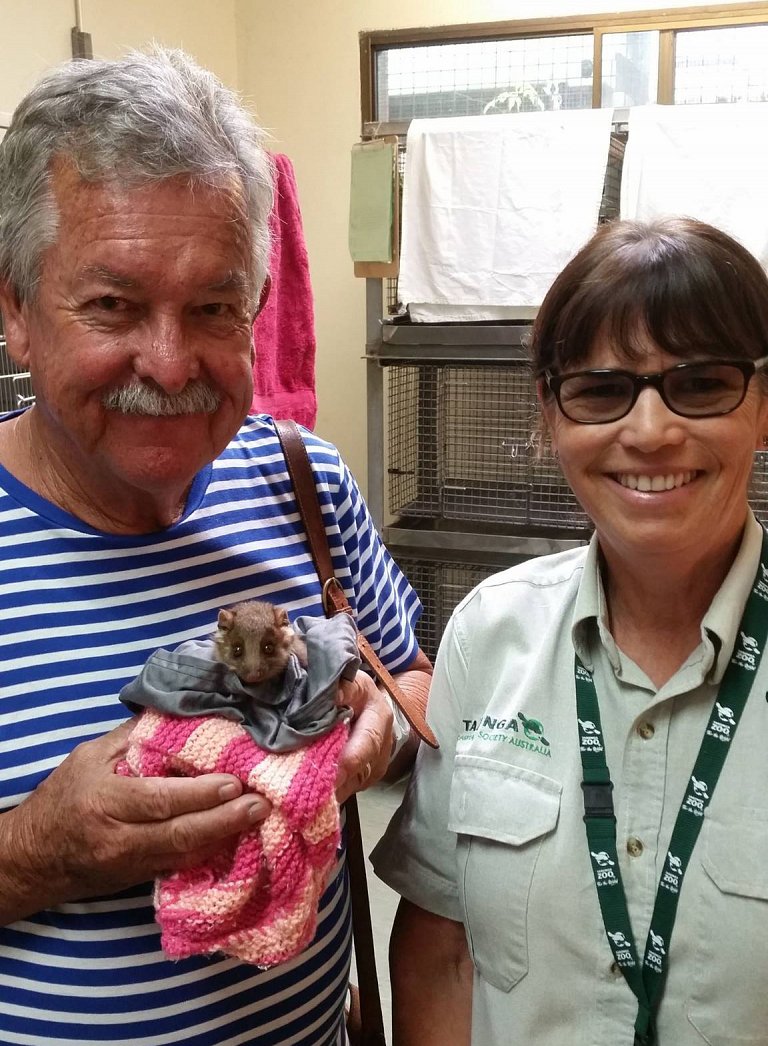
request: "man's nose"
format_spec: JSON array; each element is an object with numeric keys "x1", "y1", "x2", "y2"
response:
[{"x1": 133, "y1": 316, "x2": 199, "y2": 393}]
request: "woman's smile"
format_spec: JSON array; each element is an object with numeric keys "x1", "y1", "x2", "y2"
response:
[{"x1": 613, "y1": 470, "x2": 698, "y2": 492}]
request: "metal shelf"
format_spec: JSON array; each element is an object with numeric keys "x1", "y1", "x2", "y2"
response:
[
  {"x1": 369, "y1": 321, "x2": 532, "y2": 363},
  {"x1": 384, "y1": 518, "x2": 587, "y2": 557}
]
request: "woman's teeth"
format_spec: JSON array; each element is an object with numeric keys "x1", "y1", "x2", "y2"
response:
[{"x1": 617, "y1": 471, "x2": 695, "y2": 492}]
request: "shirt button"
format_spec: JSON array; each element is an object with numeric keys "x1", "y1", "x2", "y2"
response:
[
  {"x1": 610, "y1": 961, "x2": 621, "y2": 976},
  {"x1": 637, "y1": 721, "x2": 655, "y2": 740},
  {"x1": 627, "y1": 836, "x2": 644, "y2": 857}
]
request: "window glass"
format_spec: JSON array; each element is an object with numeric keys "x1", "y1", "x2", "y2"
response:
[
  {"x1": 375, "y1": 35, "x2": 594, "y2": 120},
  {"x1": 675, "y1": 25, "x2": 768, "y2": 103},
  {"x1": 600, "y1": 31, "x2": 659, "y2": 107}
]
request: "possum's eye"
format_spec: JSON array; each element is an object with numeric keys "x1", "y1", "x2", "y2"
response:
[
  {"x1": 262, "y1": 642, "x2": 275, "y2": 655},
  {"x1": 232, "y1": 642, "x2": 244, "y2": 658}
]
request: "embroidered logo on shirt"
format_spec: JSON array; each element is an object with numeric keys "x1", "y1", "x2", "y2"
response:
[{"x1": 459, "y1": 711, "x2": 552, "y2": 758}]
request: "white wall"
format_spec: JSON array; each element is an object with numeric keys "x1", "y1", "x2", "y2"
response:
[{"x1": 235, "y1": 0, "x2": 753, "y2": 492}]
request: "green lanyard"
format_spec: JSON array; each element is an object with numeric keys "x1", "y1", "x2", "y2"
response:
[{"x1": 576, "y1": 530, "x2": 768, "y2": 1046}]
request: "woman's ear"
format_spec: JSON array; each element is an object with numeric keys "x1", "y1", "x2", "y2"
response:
[
  {"x1": 536, "y1": 378, "x2": 558, "y2": 455},
  {"x1": 0, "y1": 282, "x2": 31, "y2": 369},
  {"x1": 755, "y1": 391, "x2": 768, "y2": 451}
]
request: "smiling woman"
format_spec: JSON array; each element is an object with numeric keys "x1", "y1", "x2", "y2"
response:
[
  {"x1": 536, "y1": 219, "x2": 768, "y2": 602},
  {"x1": 373, "y1": 217, "x2": 768, "y2": 1046}
]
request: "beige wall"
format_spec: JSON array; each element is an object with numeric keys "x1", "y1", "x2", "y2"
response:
[
  {"x1": 235, "y1": 0, "x2": 751, "y2": 492},
  {"x1": 0, "y1": 0, "x2": 238, "y2": 114}
]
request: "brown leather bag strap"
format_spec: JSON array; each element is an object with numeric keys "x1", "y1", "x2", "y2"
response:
[
  {"x1": 274, "y1": 418, "x2": 438, "y2": 749},
  {"x1": 275, "y1": 418, "x2": 386, "y2": 1046},
  {"x1": 275, "y1": 418, "x2": 336, "y2": 591},
  {"x1": 344, "y1": 791, "x2": 387, "y2": 1046}
]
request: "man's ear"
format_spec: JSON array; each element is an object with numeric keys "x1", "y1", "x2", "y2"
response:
[
  {"x1": 254, "y1": 274, "x2": 271, "y2": 320},
  {"x1": 0, "y1": 282, "x2": 31, "y2": 369}
]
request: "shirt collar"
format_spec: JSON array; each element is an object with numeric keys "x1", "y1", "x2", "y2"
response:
[
  {"x1": 570, "y1": 513, "x2": 764, "y2": 682},
  {"x1": 571, "y1": 533, "x2": 608, "y2": 671}
]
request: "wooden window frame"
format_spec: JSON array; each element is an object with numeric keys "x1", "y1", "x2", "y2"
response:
[{"x1": 360, "y1": 2, "x2": 768, "y2": 134}]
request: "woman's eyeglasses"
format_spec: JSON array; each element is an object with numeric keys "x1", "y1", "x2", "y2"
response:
[{"x1": 544, "y1": 357, "x2": 768, "y2": 424}]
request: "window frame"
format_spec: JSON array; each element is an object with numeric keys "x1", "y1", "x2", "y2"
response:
[{"x1": 360, "y1": 2, "x2": 768, "y2": 134}]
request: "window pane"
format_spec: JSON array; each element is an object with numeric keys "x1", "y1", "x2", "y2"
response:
[
  {"x1": 675, "y1": 25, "x2": 768, "y2": 104},
  {"x1": 600, "y1": 31, "x2": 659, "y2": 107},
  {"x1": 375, "y1": 35, "x2": 594, "y2": 121}
]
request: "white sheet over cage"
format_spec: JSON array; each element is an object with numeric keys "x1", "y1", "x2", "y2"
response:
[
  {"x1": 620, "y1": 103, "x2": 768, "y2": 266},
  {"x1": 398, "y1": 108, "x2": 614, "y2": 322}
]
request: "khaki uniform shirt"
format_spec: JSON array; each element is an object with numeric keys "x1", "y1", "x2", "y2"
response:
[{"x1": 373, "y1": 514, "x2": 768, "y2": 1046}]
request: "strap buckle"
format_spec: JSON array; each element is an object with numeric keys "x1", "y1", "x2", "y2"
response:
[
  {"x1": 581, "y1": 780, "x2": 615, "y2": 820},
  {"x1": 322, "y1": 576, "x2": 351, "y2": 616}
]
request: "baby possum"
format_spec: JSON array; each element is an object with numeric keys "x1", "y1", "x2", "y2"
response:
[{"x1": 214, "y1": 600, "x2": 307, "y2": 684}]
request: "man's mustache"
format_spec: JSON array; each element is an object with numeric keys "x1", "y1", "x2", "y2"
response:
[{"x1": 102, "y1": 381, "x2": 221, "y2": 416}]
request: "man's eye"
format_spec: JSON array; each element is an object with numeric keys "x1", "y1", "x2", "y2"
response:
[
  {"x1": 92, "y1": 296, "x2": 124, "y2": 311},
  {"x1": 200, "y1": 302, "x2": 228, "y2": 316}
]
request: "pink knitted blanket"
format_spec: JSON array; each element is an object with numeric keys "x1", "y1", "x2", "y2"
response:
[{"x1": 117, "y1": 708, "x2": 348, "y2": 966}]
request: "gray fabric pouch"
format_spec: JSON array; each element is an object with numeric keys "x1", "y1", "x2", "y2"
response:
[{"x1": 119, "y1": 613, "x2": 359, "y2": 752}]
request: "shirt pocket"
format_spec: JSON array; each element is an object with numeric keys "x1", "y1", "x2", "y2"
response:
[
  {"x1": 687, "y1": 810, "x2": 768, "y2": 1045},
  {"x1": 448, "y1": 755, "x2": 561, "y2": 992}
]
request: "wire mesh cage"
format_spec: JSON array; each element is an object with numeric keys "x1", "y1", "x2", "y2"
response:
[
  {"x1": 600, "y1": 131, "x2": 625, "y2": 223},
  {"x1": 392, "y1": 554, "x2": 528, "y2": 662},
  {"x1": 388, "y1": 359, "x2": 768, "y2": 533},
  {"x1": 0, "y1": 337, "x2": 34, "y2": 413},
  {"x1": 749, "y1": 451, "x2": 768, "y2": 524},
  {"x1": 387, "y1": 360, "x2": 590, "y2": 531}
]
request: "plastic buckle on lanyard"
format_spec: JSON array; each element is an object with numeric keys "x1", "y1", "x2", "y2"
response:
[{"x1": 581, "y1": 780, "x2": 615, "y2": 821}]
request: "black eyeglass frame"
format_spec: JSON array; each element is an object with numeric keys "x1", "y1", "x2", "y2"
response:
[{"x1": 543, "y1": 356, "x2": 768, "y2": 425}]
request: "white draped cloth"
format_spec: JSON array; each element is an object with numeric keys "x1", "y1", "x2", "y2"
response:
[
  {"x1": 398, "y1": 109, "x2": 615, "y2": 321},
  {"x1": 621, "y1": 103, "x2": 768, "y2": 266}
]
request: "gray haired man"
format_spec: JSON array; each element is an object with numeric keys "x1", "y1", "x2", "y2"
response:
[{"x1": 0, "y1": 48, "x2": 430, "y2": 1045}]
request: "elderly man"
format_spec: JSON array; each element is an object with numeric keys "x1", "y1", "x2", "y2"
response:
[{"x1": 0, "y1": 49, "x2": 430, "y2": 1045}]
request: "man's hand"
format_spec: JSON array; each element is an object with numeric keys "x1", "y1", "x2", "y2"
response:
[
  {"x1": 336, "y1": 672, "x2": 393, "y2": 803},
  {"x1": 0, "y1": 719, "x2": 269, "y2": 925},
  {"x1": 335, "y1": 648, "x2": 433, "y2": 803}
]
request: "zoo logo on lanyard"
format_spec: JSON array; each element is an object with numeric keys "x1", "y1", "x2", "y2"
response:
[{"x1": 575, "y1": 530, "x2": 768, "y2": 1046}]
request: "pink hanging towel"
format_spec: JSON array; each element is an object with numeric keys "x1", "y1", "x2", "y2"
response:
[{"x1": 252, "y1": 153, "x2": 317, "y2": 430}]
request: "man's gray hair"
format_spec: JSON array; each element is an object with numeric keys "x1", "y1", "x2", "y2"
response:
[{"x1": 0, "y1": 47, "x2": 274, "y2": 304}]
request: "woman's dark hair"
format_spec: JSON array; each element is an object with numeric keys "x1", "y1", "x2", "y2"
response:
[{"x1": 531, "y1": 217, "x2": 768, "y2": 381}]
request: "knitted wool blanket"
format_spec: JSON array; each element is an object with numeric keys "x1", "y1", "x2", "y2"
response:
[{"x1": 117, "y1": 707, "x2": 348, "y2": 967}]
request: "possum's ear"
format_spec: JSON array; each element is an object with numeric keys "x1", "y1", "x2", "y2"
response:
[
  {"x1": 217, "y1": 608, "x2": 234, "y2": 631},
  {"x1": 276, "y1": 608, "x2": 290, "y2": 626}
]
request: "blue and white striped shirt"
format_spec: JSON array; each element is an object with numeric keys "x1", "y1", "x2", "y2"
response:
[{"x1": 0, "y1": 414, "x2": 421, "y2": 1045}]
